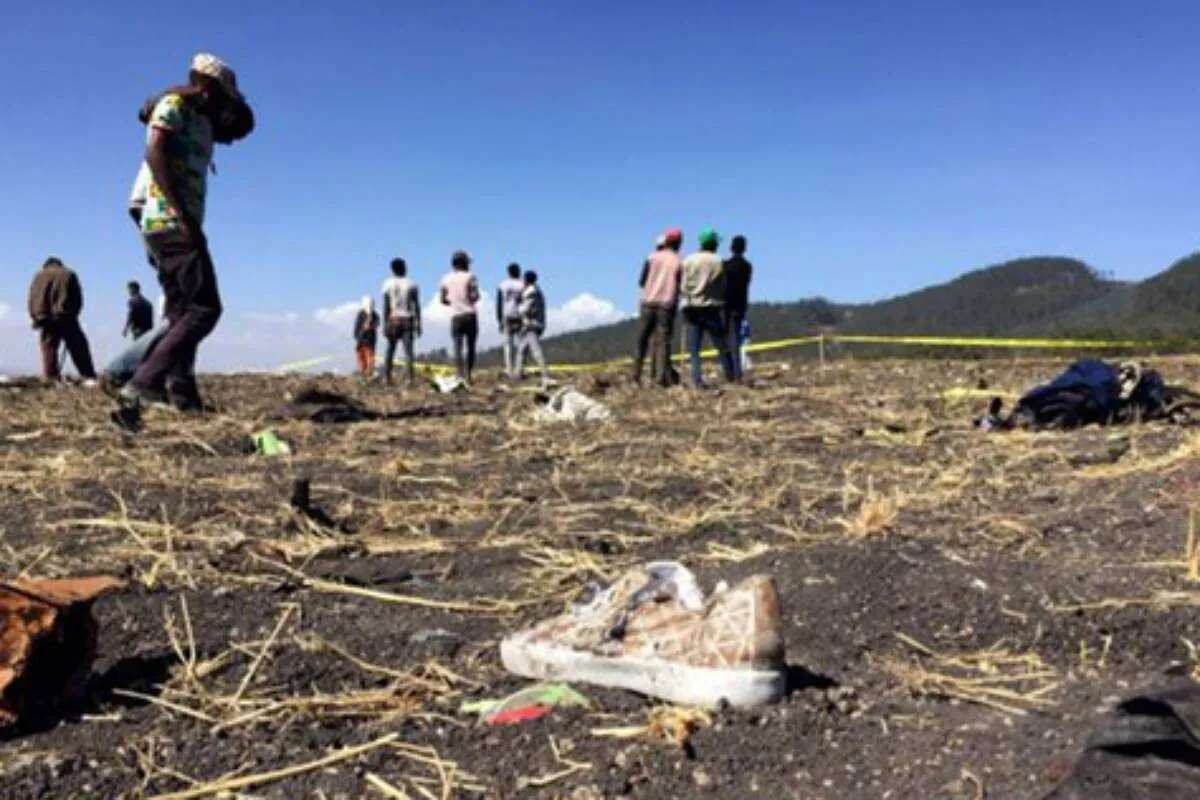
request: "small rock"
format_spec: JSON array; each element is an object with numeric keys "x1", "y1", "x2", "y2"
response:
[{"x1": 693, "y1": 768, "x2": 714, "y2": 789}]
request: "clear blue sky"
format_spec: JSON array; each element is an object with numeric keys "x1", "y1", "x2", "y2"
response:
[{"x1": 3, "y1": 1, "x2": 1199, "y2": 371}]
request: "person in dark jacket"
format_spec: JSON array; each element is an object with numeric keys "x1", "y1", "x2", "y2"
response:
[
  {"x1": 123, "y1": 281, "x2": 155, "y2": 339},
  {"x1": 353, "y1": 296, "x2": 380, "y2": 380},
  {"x1": 722, "y1": 235, "x2": 752, "y2": 382},
  {"x1": 27, "y1": 257, "x2": 96, "y2": 382},
  {"x1": 514, "y1": 270, "x2": 549, "y2": 386}
]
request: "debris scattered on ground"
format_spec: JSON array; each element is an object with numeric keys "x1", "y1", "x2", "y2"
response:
[
  {"x1": 982, "y1": 359, "x2": 1200, "y2": 431},
  {"x1": 501, "y1": 561, "x2": 786, "y2": 707},
  {"x1": 288, "y1": 477, "x2": 350, "y2": 532},
  {"x1": 432, "y1": 375, "x2": 468, "y2": 394},
  {"x1": 592, "y1": 705, "x2": 712, "y2": 748},
  {"x1": 1044, "y1": 683, "x2": 1200, "y2": 799},
  {"x1": 251, "y1": 429, "x2": 292, "y2": 456},
  {"x1": 532, "y1": 388, "x2": 612, "y2": 423},
  {"x1": 461, "y1": 682, "x2": 590, "y2": 725},
  {"x1": 0, "y1": 577, "x2": 124, "y2": 725}
]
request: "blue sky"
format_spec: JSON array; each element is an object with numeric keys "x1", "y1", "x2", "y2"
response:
[{"x1": 3, "y1": 1, "x2": 1200, "y2": 372}]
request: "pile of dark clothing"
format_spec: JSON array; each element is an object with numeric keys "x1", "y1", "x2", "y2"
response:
[
  {"x1": 1044, "y1": 683, "x2": 1200, "y2": 799},
  {"x1": 978, "y1": 359, "x2": 1200, "y2": 431}
]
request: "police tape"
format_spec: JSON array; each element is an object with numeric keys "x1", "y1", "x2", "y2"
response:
[
  {"x1": 827, "y1": 334, "x2": 1156, "y2": 349},
  {"x1": 276, "y1": 333, "x2": 1161, "y2": 375}
]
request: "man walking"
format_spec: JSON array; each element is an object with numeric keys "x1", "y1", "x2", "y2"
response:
[
  {"x1": 116, "y1": 52, "x2": 253, "y2": 427},
  {"x1": 27, "y1": 257, "x2": 97, "y2": 383},
  {"x1": 632, "y1": 228, "x2": 683, "y2": 387},
  {"x1": 440, "y1": 250, "x2": 481, "y2": 383},
  {"x1": 514, "y1": 270, "x2": 550, "y2": 387},
  {"x1": 123, "y1": 281, "x2": 154, "y2": 340},
  {"x1": 722, "y1": 235, "x2": 753, "y2": 381},
  {"x1": 680, "y1": 228, "x2": 735, "y2": 389},
  {"x1": 496, "y1": 263, "x2": 525, "y2": 378},
  {"x1": 381, "y1": 258, "x2": 421, "y2": 385}
]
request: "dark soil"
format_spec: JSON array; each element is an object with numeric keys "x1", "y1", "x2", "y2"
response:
[{"x1": 0, "y1": 357, "x2": 1198, "y2": 799}]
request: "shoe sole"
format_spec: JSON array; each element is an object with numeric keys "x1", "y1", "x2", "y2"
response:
[{"x1": 500, "y1": 636, "x2": 784, "y2": 708}]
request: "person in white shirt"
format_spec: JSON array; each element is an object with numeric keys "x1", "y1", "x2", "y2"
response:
[
  {"x1": 381, "y1": 257, "x2": 421, "y2": 385},
  {"x1": 439, "y1": 250, "x2": 481, "y2": 383},
  {"x1": 496, "y1": 262, "x2": 525, "y2": 378}
]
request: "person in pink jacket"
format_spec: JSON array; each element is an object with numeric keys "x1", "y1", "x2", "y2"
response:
[{"x1": 632, "y1": 228, "x2": 683, "y2": 386}]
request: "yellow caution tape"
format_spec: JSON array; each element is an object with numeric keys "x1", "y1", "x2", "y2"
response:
[
  {"x1": 274, "y1": 333, "x2": 1161, "y2": 377},
  {"x1": 829, "y1": 334, "x2": 1155, "y2": 349},
  {"x1": 275, "y1": 356, "x2": 335, "y2": 372}
]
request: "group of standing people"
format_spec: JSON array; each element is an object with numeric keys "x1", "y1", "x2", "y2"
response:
[
  {"x1": 351, "y1": 252, "x2": 549, "y2": 387},
  {"x1": 23, "y1": 52, "x2": 758, "y2": 431},
  {"x1": 634, "y1": 227, "x2": 752, "y2": 389}
]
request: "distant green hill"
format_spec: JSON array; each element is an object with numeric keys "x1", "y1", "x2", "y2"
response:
[{"x1": 485, "y1": 253, "x2": 1200, "y2": 365}]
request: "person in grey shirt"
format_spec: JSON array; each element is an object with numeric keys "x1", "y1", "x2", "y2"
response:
[
  {"x1": 381, "y1": 257, "x2": 421, "y2": 385},
  {"x1": 496, "y1": 263, "x2": 525, "y2": 378}
]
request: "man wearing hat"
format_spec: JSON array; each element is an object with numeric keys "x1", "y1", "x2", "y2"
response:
[
  {"x1": 439, "y1": 251, "x2": 482, "y2": 383},
  {"x1": 680, "y1": 228, "x2": 736, "y2": 388},
  {"x1": 632, "y1": 228, "x2": 683, "y2": 386},
  {"x1": 115, "y1": 53, "x2": 253, "y2": 429}
]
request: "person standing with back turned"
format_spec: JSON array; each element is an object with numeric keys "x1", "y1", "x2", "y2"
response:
[
  {"x1": 115, "y1": 52, "x2": 254, "y2": 430},
  {"x1": 514, "y1": 270, "x2": 550, "y2": 387},
  {"x1": 123, "y1": 281, "x2": 155, "y2": 340},
  {"x1": 496, "y1": 263, "x2": 525, "y2": 379},
  {"x1": 632, "y1": 228, "x2": 683, "y2": 387},
  {"x1": 680, "y1": 228, "x2": 735, "y2": 389},
  {"x1": 440, "y1": 250, "x2": 481, "y2": 384},
  {"x1": 353, "y1": 297, "x2": 380, "y2": 380},
  {"x1": 28, "y1": 257, "x2": 97, "y2": 383},
  {"x1": 722, "y1": 235, "x2": 753, "y2": 382},
  {"x1": 381, "y1": 258, "x2": 421, "y2": 385}
]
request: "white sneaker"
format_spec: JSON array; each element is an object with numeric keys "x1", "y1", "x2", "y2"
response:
[{"x1": 501, "y1": 562, "x2": 787, "y2": 708}]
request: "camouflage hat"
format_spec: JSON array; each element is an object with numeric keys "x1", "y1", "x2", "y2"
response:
[{"x1": 190, "y1": 53, "x2": 242, "y2": 101}]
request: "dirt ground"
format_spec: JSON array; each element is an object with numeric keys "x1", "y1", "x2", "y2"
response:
[{"x1": 1, "y1": 356, "x2": 1198, "y2": 799}]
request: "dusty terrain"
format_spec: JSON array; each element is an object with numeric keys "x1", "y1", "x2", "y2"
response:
[{"x1": 1, "y1": 357, "x2": 1198, "y2": 799}]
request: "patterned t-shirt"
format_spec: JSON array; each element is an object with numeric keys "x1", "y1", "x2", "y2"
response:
[{"x1": 138, "y1": 93, "x2": 213, "y2": 235}]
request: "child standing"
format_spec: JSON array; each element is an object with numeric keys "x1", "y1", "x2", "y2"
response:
[{"x1": 353, "y1": 296, "x2": 380, "y2": 380}]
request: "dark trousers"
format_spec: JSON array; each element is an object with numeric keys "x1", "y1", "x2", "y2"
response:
[
  {"x1": 632, "y1": 304, "x2": 675, "y2": 385},
  {"x1": 131, "y1": 234, "x2": 222, "y2": 394},
  {"x1": 384, "y1": 320, "x2": 416, "y2": 383},
  {"x1": 38, "y1": 317, "x2": 96, "y2": 380},
  {"x1": 683, "y1": 306, "x2": 735, "y2": 387},
  {"x1": 724, "y1": 307, "x2": 746, "y2": 381},
  {"x1": 451, "y1": 313, "x2": 478, "y2": 380}
]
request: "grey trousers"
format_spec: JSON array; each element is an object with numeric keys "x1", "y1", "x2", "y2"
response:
[
  {"x1": 501, "y1": 319, "x2": 522, "y2": 375},
  {"x1": 515, "y1": 330, "x2": 547, "y2": 381}
]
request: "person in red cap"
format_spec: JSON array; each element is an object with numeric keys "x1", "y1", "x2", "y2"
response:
[{"x1": 632, "y1": 228, "x2": 683, "y2": 386}]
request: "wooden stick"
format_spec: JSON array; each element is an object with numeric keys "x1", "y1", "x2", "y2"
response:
[
  {"x1": 231, "y1": 604, "x2": 295, "y2": 703},
  {"x1": 148, "y1": 733, "x2": 399, "y2": 800},
  {"x1": 1188, "y1": 508, "x2": 1199, "y2": 582},
  {"x1": 366, "y1": 773, "x2": 412, "y2": 799}
]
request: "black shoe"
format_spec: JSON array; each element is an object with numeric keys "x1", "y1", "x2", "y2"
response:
[
  {"x1": 110, "y1": 405, "x2": 142, "y2": 433},
  {"x1": 166, "y1": 380, "x2": 210, "y2": 414}
]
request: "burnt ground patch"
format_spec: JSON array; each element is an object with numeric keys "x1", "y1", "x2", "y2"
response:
[{"x1": 0, "y1": 358, "x2": 1198, "y2": 798}]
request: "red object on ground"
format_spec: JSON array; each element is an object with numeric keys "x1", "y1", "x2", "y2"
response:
[
  {"x1": 485, "y1": 704, "x2": 553, "y2": 726},
  {"x1": 0, "y1": 576, "x2": 124, "y2": 725}
]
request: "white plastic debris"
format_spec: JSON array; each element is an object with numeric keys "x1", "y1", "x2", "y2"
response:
[
  {"x1": 431, "y1": 375, "x2": 468, "y2": 394},
  {"x1": 532, "y1": 388, "x2": 611, "y2": 423}
]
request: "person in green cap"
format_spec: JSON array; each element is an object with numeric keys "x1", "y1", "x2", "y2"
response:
[{"x1": 679, "y1": 227, "x2": 735, "y2": 388}]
